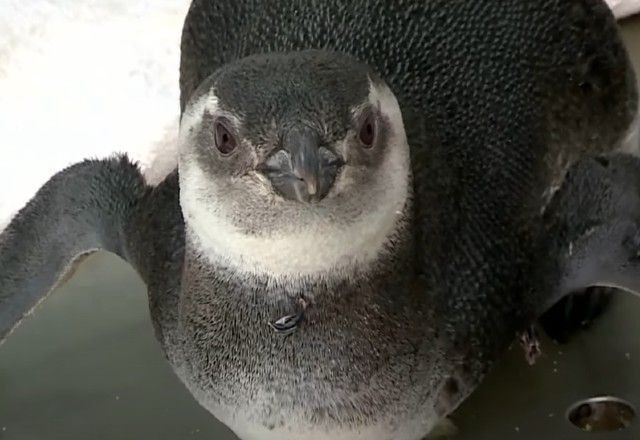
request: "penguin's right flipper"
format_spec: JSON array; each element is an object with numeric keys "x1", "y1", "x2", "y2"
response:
[
  {"x1": 537, "y1": 154, "x2": 640, "y2": 319},
  {"x1": 539, "y1": 286, "x2": 614, "y2": 343},
  {"x1": 0, "y1": 156, "x2": 157, "y2": 344}
]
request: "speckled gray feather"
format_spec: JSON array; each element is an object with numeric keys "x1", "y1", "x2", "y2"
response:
[{"x1": 0, "y1": 1, "x2": 639, "y2": 439}]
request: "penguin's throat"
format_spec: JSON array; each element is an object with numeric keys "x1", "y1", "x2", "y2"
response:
[{"x1": 183, "y1": 201, "x2": 410, "y2": 279}]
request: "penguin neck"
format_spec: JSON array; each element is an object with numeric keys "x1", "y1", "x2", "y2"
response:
[{"x1": 179, "y1": 149, "x2": 413, "y2": 283}]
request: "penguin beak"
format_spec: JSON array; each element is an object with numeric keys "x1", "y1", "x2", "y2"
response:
[{"x1": 260, "y1": 127, "x2": 343, "y2": 203}]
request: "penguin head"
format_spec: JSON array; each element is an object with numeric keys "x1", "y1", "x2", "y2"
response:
[{"x1": 178, "y1": 50, "x2": 410, "y2": 277}]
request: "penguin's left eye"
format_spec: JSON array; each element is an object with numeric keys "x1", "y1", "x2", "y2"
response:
[
  {"x1": 358, "y1": 112, "x2": 376, "y2": 148},
  {"x1": 214, "y1": 118, "x2": 238, "y2": 155}
]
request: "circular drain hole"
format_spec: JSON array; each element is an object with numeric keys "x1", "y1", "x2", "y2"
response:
[{"x1": 567, "y1": 396, "x2": 636, "y2": 432}]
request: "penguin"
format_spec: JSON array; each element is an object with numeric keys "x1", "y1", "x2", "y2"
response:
[{"x1": 1, "y1": 1, "x2": 639, "y2": 439}]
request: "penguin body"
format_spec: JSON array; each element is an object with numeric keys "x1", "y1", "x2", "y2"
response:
[{"x1": 1, "y1": 1, "x2": 639, "y2": 440}]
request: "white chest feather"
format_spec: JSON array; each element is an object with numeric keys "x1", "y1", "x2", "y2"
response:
[
  {"x1": 180, "y1": 157, "x2": 408, "y2": 278},
  {"x1": 199, "y1": 399, "x2": 447, "y2": 440},
  {"x1": 227, "y1": 418, "x2": 438, "y2": 440}
]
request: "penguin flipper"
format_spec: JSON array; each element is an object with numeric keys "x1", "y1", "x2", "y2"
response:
[
  {"x1": 0, "y1": 156, "x2": 149, "y2": 344},
  {"x1": 538, "y1": 154, "x2": 640, "y2": 317},
  {"x1": 539, "y1": 286, "x2": 614, "y2": 343}
]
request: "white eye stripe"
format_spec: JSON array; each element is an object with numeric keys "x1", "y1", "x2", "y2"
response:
[
  {"x1": 179, "y1": 91, "x2": 243, "y2": 136},
  {"x1": 367, "y1": 78, "x2": 406, "y2": 138}
]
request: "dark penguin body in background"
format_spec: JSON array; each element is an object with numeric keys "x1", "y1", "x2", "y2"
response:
[{"x1": 1, "y1": 1, "x2": 640, "y2": 440}]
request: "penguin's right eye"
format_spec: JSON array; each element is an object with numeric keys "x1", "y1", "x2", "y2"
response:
[{"x1": 214, "y1": 119, "x2": 238, "y2": 155}]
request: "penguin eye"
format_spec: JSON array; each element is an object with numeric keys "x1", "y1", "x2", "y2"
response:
[
  {"x1": 358, "y1": 112, "x2": 376, "y2": 148},
  {"x1": 214, "y1": 119, "x2": 238, "y2": 155}
]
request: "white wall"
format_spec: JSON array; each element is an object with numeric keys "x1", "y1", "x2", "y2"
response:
[
  {"x1": 0, "y1": 0, "x2": 639, "y2": 231},
  {"x1": 0, "y1": 0, "x2": 190, "y2": 231}
]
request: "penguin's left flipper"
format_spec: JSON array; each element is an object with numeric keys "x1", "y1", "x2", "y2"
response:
[
  {"x1": 0, "y1": 156, "x2": 151, "y2": 345},
  {"x1": 538, "y1": 154, "x2": 640, "y2": 319},
  {"x1": 539, "y1": 286, "x2": 614, "y2": 343}
]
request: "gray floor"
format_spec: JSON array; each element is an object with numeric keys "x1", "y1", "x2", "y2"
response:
[{"x1": 2, "y1": 14, "x2": 640, "y2": 440}]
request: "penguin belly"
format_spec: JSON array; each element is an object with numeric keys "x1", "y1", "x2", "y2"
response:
[{"x1": 172, "y1": 264, "x2": 443, "y2": 440}]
